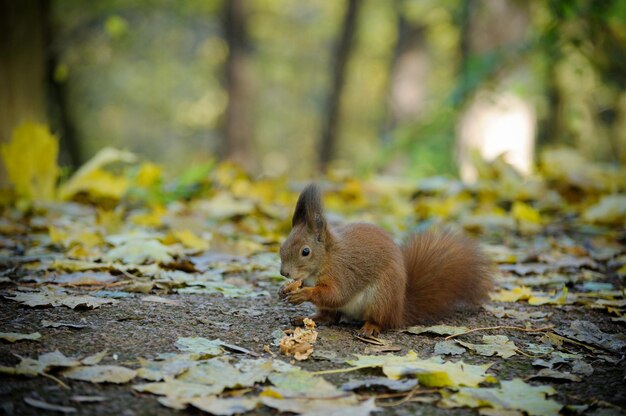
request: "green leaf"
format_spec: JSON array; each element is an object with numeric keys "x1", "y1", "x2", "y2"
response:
[
  {"x1": 346, "y1": 351, "x2": 495, "y2": 387},
  {"x1": 457, "y1": 335, "x2": 518, "y2": 358},
  {"x1": 174, "y1": 337, "x2": 224, "y2": 358},
  {"x1": 440, "y1": 378, "x2": 562, "y2": 416}
]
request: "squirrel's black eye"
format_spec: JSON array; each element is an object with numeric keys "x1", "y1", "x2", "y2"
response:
[{"x1": 301, "y1": 247, "x2": 310, "y2": 257}]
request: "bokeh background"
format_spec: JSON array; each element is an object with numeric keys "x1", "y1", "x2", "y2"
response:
[{"x1": 1, "y1": 0, "x2": 626, "y2": 180}]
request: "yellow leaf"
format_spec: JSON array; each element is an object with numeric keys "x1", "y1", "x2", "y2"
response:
[
  {"x1": 260, "y1": 388, "x2": 284, "y2": 399},
  {"x1": 582, "y1": 195, "x2": 626, "y2": 225},
  {"x1": 135, "y1": 162, "x2": 162, "y2": 187},
  {"x1": 49, "y1": 226, "x2": 68, "y2": 244},
  {"x1": 528, "y1": 287, "x2": 569, "y2": 306},
  {"x1": 1, "y1": 122, "x2": 59, "y2": 202},
  {"x1": 131, "y1": 205, "x2": 166, "y2": 227},
  {"x1": 172, "y1": 230, "x2": 210, "y2": 251},
  {"x1": 49, "y1": 226, "x2": 103, "y2": 249},
  {"x1": 96, "y1": 208, "x2": 124, "y2": 234},
  {"x1": 512, "y1": 201, "x2": 542, "y2": 224},
  {"x1": 59, "y1": 147, "x2": 136, "y2": 200},
  {"x1": 490, "y1": 286, "x2": 532, "y2": 302},
  {"x1": 67, "y1": 245, "x2": 94, "y2": 259}
]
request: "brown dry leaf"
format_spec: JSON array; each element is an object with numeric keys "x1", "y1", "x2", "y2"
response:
[{"x1": 279, "y1": 318, "x2": 318, "y2": 361}]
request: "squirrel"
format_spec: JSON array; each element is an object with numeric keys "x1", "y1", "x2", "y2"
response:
[{"x1": 278, "y1": 184, "x2": 494, "y2": 337}]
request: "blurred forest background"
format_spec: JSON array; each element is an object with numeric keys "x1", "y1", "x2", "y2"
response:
[{"x1": 1, "y1": 0, "x2": 626, "y2": 181}]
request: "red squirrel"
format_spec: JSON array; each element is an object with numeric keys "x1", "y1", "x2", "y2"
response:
[{"x1": 278, "y1": 184, "x2": 494, "y2": 336}]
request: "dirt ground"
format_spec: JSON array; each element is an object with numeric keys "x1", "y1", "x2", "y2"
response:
[{"x1": 1, "y1": 270, "x2": 625, "y2": 416}]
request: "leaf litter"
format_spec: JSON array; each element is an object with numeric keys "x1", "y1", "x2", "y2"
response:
[{"x1": 1, "y1": 141, "x2": 626, "y2": 414}]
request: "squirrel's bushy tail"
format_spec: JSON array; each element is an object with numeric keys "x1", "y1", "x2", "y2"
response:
[{"x1": 401, "y1": 229, "x2": 494, "y2": 325}]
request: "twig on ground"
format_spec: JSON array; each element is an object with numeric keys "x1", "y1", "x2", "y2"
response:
[
  {"x1": 444, "y1": 325, "x2": 554, "y2": 340},
  {"x1": 42, "y1": 372, "x2": 70, "y2": 390},
  {"x1": 375, "y1": 386, "x2": 438, "y2": 407}
]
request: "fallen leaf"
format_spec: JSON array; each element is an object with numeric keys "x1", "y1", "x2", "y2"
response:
[
  {"x1": 260, "y1": 396, "x2": 378, "y2": 416},
  {"x1": 484, "y1": 305, "x2": 550, "y2": 320},
  {"x1": 557, "y1": 320, "x2": 626, "y2": 353},
  {"x1": 4, "y1": 286, "x2": 118, "y2": 309},
  {"x1": 512, "y1": 201, "x2": 542, "y2": 224},
  {"x1": 268, "y1": 368, "x2": 341, "y2": 398},
  {"x1": 62, "y1": 365, "x2": 137, "y2": 384},
  {"x1": 434, "y1": 340, "x2": 466, "y2": 356},
  {"x1": 137, "y1": 355, "x2": 196, "y2": 381},
  {"x1": 527, "y1": 368, "x2": 582, "y2": 382},
  {"x1": 175, "y1": 337, "x2": 224, "y2": 358},
  {"x1": 340, "y1": 377, "x2": 418, "y2": 392},
  {"x1": 172, "y1": 229, "x2": 210, "y2": 251},
  {"x1": 0, "y1": 351, "x2": 81, "y2": 377},
  {"x1": 59, "y1": 147, "x2": 136, "y2": 200},
  {"x1": 346, "y1": 351, "x2": 495, "y2": 387},
  {"x1": 457, "y1": 335, "x2": 518, "y2": 358},
  {"x1": 24, "y1": 397, "x2": 76, "y2": 414},
  {"x1": 440, "y1": 378, "x2": 562, "y2": 416},
  {"x1": 405, "y1": 324, "x2": 469, "y2": 336},
  {"x1": 104, "y1": 239, "x2": 174, "y2": 264},
  {"x1": 133, "y1": 378, "x2": 222, "y2": 399},
  {"x1": 528, "y1": 287, "x2": 569, "y2": 306},
  {"x1": 1, "y1": 122, "x2": 59, "y2": 202},
  {"x1": 582, "y1": 195, "x2": 626, "y2": 224},
  {"x1": 490, "y1": 286, "x2": 532, "y2": 302},
  {"x1": 81, "y1": 350, "x2": 107, "y2": 365},
  {"x1": 0, "y1": 332, "x2": 41, "y2": 342},
  {"x1": 190, "y1": 396, "x2": 258, "y2": 415},
  {"x1": 177, "y1": 357, "x2": 271, "y2": 390}
]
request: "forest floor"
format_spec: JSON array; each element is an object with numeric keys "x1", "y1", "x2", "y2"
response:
[
  {"x1": 1, "y1": 145, "x2": 626, "y2": 415},
  {"x1": 1, "y1": 245, "x2": 625, "y2": 415}
]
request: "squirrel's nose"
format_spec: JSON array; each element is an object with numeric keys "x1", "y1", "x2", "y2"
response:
[{"x1": 280, "y1": 268, "x2": 289, "y2": 277}]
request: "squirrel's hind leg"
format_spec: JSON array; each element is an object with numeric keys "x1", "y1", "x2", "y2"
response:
[{"x1": 358, "y1": 321, "x2": 382, "y2": 337}]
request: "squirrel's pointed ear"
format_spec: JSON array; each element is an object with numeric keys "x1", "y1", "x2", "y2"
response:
[{"x1": 292, "y1": 184, "x2": 326, "y2": 233}]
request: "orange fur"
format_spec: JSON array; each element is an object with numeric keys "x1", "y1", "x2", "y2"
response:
[
  {"x1": 279, "y1": 184, "x2": 494, "y2": 335},
  {"x1": 402, "y1": 229, "x2": 494, "y2": 324}
]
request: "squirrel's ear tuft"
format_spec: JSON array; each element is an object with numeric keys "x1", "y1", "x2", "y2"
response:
[{"x1": 292, "y1": 184, "x2": 325, "y2": 232}]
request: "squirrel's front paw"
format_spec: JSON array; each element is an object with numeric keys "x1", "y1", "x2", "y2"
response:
[
  {"x1": 278, "y1": 279, "x2": 302, "y2": 299},
  {"x1": 286, "y1": 288, "x2": 311, "y2": 305}
]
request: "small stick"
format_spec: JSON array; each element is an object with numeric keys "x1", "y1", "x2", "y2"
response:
[
  {"x1": 444, "y1": 325, "x2": 554, "y2": 340},
  {"x1": 515, "y1": 348, "x2": 552, "y2": 359},
  {"x1": 311, "y1": 366, "x2": 367, "y2": 376},
  {"x1": 377, "y1": 386, "x2": 438, "y2": 407},
  {"x1": 42, "y1": 372, "x2": 70, "y2": 390},
  {"x1": 354, "y1": 335, "x2": 385, "y2": 346}
]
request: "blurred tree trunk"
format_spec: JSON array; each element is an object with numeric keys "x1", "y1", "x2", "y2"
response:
[
  {"x1": 586, "y1": 0, "x2": 626, "y2": 162},
  {"x1": 0, "y1": 0, "x2": 47, "y2": 143},
  {"x1": 43, "y1": 0, "x2": 81, "y2": 168},
  {"x1": 386, "y1": 2, "x2": 428, "y2": 132},
  {"x1": 318, "y1": 0, "x2": 362, "y2": 171},
  {"x1": 455, "y1": 0, "x2": 535, "y2": 182},
  {"x1": 223, "y1": 0, "x2": 253, "y2": 169}
]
